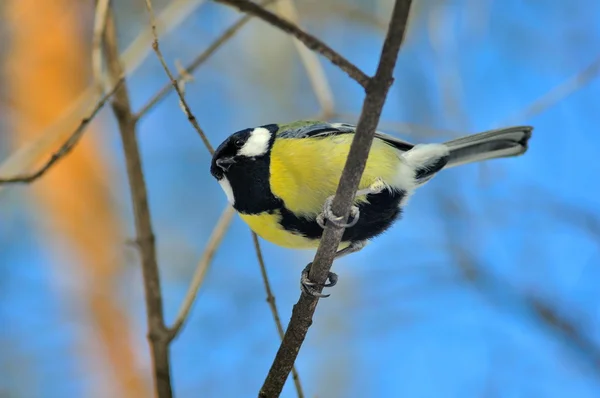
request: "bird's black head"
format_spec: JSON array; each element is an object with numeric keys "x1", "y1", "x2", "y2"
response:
[
  {"x1": 210, "y1": 124, "x2": 281, "y2": 213},
  {"x1": 210, "y1": 124, "x2": 278, "y2": 180}
]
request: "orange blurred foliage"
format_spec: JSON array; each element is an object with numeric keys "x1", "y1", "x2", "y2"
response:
[{"x1": 3, "y1": 0, "x2": 150, "y2": 397}]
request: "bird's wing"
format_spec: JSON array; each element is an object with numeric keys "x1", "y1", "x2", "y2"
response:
[{"x1": 277, "y1": 121, "x2": 414, "y2": 152}]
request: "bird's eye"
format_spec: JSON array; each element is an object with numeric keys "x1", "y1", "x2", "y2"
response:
[{"x1": 234, "y1": 139, "x2": 244, "y2": 148}]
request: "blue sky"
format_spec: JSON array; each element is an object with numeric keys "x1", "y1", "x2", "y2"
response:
[{"x1": 1, "y1": 0, "x2": 600, "y2": 397}]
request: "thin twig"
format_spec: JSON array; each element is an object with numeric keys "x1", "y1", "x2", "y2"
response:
[
  {"x1": 259, "y1": 1, "x2": 413, "y2": 396},
  {"x1": 0, "y1": 0, "x2": 206, "y2": 195},
  {"x1": 92, "y1": 0, "x2": 111, "y2": 92},
  {"x1": 298, "y1": 0, "x2": 388, "y2": 31},
  {"x1": 143, "y1": 0, "x2": 214, "y2": 154},
  {"x1": 122, "y1": 0, "x2": 207, "y2": 77},
  {"x1": 103, "y1": 9, "x2": 173, "y2": 398},
  {"x1": 0, "y1": 82, "x2": 123, "y2": 185},
  {"x1": 135, "y1": 0, "x2": 277, "y2": 121},
  {"x1": 252, "y1": 233, "x2": 305, "y2": 398},
  {"x1": 275, "y1": 0, "x2": 334, "y2": 118},
  {"x1": 167, "y1": 205, "x2": 235, "y2": 340},
  {"x1": 213, "y1": 0, "x2": 370, "y2": 88}
]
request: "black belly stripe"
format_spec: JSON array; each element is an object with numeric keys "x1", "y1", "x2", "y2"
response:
[{"x1": 277, "y1": 189, "x2": 406, "y2": 243}]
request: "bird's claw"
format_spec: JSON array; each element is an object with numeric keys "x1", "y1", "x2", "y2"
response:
[
  {"x1": 316, "y1": 196, "x2": 360, "y2": 229},
  {"x1": 300, "y1": 263, "x2": 338, "y2": 298}
]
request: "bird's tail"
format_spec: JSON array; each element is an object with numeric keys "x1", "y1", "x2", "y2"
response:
[{"x1": 443, "y1": 126, "x2": 533, "y2": 169}]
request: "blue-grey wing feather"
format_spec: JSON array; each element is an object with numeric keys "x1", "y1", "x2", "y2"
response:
[{"x1": 278, "y1": 121, "x2": 415, "y2": 152}]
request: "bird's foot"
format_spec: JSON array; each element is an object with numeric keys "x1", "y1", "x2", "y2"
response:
[
  {"x1": 300, "y1": 263, "x2": 338, "y2": 298},
  {"x1": 316, "y1": 178, "x2": 386, "y2": 229},
  {"x1": 316, "y1": 196, "x2": 360, "y2": 228}
]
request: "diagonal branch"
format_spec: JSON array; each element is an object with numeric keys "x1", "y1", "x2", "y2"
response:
[
  {"x1": 103, "y1": 9, "x2": 173, "y2": 398},
  {"x1": 275, "y1": 0, "x2": 335, "y2": 118},
  {"x1": 92, "y1": 0, "x2": 111, "y2": 91},
  {"x1": 167, "y1": 205, "x2": 235, "y2": 340},
  {"x1": 0, "y1": 0, "x2": 206, "y2": 194},
  {"x1": 259, "y1": 1, "x2": 413, "y2": 396},
  {"x1": 135, "y1": 0, "x2": 278, "y2": 121},
  {"x1": 144, "y1": 0, "x2": 214, "y2": 154},
  {"x1": 252, "y1": 233, "x2": 305, "y2": 398},
  {"x1": 213, "y1": 0, "x2": 370, "y2": 88},
  {"x1": 0, "y1": 82, "x2": 122, "y2": 185}
]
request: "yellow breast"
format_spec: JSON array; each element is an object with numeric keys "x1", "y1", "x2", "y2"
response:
[
  {"x1": 239, "y1": 135, "x2": 403, "y2": 249},
  {"x1": 270, "y1": 135, "x2": 402, "y2": 216}
]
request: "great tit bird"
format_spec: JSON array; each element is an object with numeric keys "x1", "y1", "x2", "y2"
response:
[{"x1": 210, "y1": 121, "x2": 532, "y2": 297}]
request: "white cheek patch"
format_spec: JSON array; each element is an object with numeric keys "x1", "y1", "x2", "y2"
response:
[
  {"x1": 239, "y1": 127, "x2": 271, "y2": 157},
  {"x1": 218, "y1": 177, "x2": 235, "y2": 205}
]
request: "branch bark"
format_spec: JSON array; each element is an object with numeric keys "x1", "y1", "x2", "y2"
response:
[
  {"x1": 135, "y1": 0, "x2": 278, "y2": 121},
  {"x1": 0, "y1": 82, "x2": 122, "y2": 185},
  {"x1": 103, "y1": 9, "x2": 173, "y2": 398},
  {"x1": 143, "y1": 0, "x2": 214, "y2": 154},
  {"x1": 167, "y1": 205, "x2": 235, "y2": 340},
  {"x1": 252, "y1": 233, "x2": 305, "y2": 398},
  {"x1": 213, "y1": 0, "x2": 370, "y2": 88},
  {"x1": 259, "y1": 1, "x2": 413, "y2": 396}
]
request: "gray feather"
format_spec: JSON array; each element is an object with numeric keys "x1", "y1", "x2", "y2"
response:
[{"x1": 443, "y1": 126, "x2": 533, "y2": 168}]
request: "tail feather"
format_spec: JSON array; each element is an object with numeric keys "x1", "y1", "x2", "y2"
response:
[{"x1": 443, "y1": 126, "x2": 533, "y2": 169}]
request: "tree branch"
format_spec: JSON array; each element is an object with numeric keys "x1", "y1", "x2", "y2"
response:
[
  {"x1": 0, "y1": 82, "x2": 122, "y2": 185},
  {"x1": 213, "y1": 0, "x2": 370, "y2": 88},
  {"x1": 275, "y1": 0, "x2": 335, "y2": 118},
  {"x1": 144, "y1": 0, "x2": 214, "y2": 154},
  {"x1": 135, "y1": 0, "x2": 278, "y2": 121},
  {"x1": 259, "y1": 1, "x2": 413, "y2": 396},
  {"x1": 92, "y1": 0, "x2": 111, "y2": 91},
  {"x1": 0, "y1": 0, "x2": 206, "y2": 193},
  {"x1": 252, "y1": 233, "x2": 305, "y2": 398},
  {"x1": 103, "y1": 9, "x2": 173, "y2": 398},
  {"x1": 167, "y1": 205, "x2": 235, "y2": 340}
]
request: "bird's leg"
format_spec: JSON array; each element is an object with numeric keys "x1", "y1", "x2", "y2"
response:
[
  {"x1": 304, "y1": 179, "x2": 383, "y2": 297},
  {"x1": 316, "y1": 178, "x2": 387, "y2": 228},
  {"x1": 334, "y1": 239, "x2": 367, "y2": 259},
  {"x1": 300, "y1": 240, "x2": 367, "y2": 298}
]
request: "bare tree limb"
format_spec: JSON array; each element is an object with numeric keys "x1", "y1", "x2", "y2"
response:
[
  {"x1": 135, "y1": 0, "x2": 277, "y2": 121},
  {"x1": 143, "y1": 0, "x2": 214, "y2": 154},
  {"x1": 213, "y1": 0, "x2": 370, "y2": 88},
  {"x1": 297, "y1": 0, "x2": 388, "y2": 31},
  {"x1": 167, "y1": 205, "x2": 235, "y2": 340},
  {"x1": 259, "y1": 1, "x2": 413, "y2": 396},
  {"x1": 0, "y1": 82, "x2": 122, "y2": 185},
  {"x1": 0, "y1": 0, "x2": 206, "y2": 194},
  {"x1": 252, "y1": 233, "x2": 305, "y2": 398},
  {"x1": 92, "y1": 0, "x2": 111, "y2": 91},
  {"x1": 275, "y1": 0, "x2": 335, "y2": 118},
  {"x1": 103, "y1": 9, "x2": 173, "y2": 398}
]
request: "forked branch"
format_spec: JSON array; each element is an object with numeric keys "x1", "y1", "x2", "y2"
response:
[
  {"x1": 213, "y1": 0, "x2": 370, "y2": 88},
  {"x1": 259, "y1": 1, "x2": 414, "y2": 396}
]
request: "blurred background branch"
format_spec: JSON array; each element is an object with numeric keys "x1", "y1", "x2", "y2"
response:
[
  {"x1": 253, "y1": 233, "x2": 305, "y2": 398},
  {"x1": 214, "y1": 0, "x2": 371, "y2": 87},
  {"x1": 0, "y1": 82, "x2": 122, "y2": 185},
  {"x1": 103, "y1": 6, "x2": 172, "y2": 398},
  {"x1": 144, "y1": 0, "x2": 214, "y2": 154},
  {"x1": 168, "y1": 205, "x2": 235, "y2": 340}
]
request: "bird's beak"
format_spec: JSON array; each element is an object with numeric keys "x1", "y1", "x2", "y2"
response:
[{"x1": 216, "y1": 157, "x2": 236, "y2": 172}]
